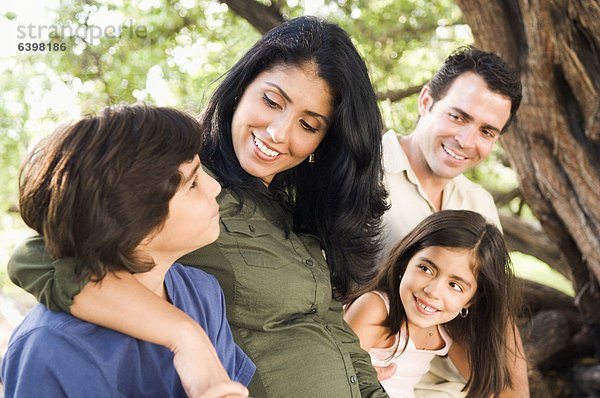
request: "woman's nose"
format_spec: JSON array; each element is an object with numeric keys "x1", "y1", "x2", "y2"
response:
[{"x1": 267, "y1": 114, "x2": 294, "y2": 144}]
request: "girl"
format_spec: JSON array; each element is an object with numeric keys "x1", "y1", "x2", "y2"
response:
[{"x1": 345, "y1": 210, "x2": 521, "y2": 398}]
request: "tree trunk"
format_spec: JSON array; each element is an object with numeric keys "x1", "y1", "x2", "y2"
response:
[
  {"x1": 218, "y1": 0, "x2": 284, "y2": 34},
  {"x1": 456, "y1": 0, "x2": 600, "y2": 324}
]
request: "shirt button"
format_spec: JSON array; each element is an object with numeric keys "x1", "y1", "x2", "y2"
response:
[
  {"x1": 325, "y1": 325, "x2": 332, "y2": 333},
  {"x1": 248, "y1": 225, "x2": 255, "y2": 232},
  {"x1": 305, "y1": 258, "x2": 313, "y2": 266},
  {"x1": 308, "y1": 307, "x2": 317, "y2": 314},
  {"x1": 350, "y1": 376, "x2": 357, "y2": 384}
]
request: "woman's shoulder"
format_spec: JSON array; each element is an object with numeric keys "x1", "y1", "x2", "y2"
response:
[{"x1": 217, "y1": 186, "x2": 280, "y2": 216}]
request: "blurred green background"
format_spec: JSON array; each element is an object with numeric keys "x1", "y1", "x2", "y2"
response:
[{"x1": 0, "y1": 0, "x2": 573, "y2": 311}]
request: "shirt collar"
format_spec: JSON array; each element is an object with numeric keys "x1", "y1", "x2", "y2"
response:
[
  {"x1": 382, "y1": 129, "x2": 422, "y2": 186},
  {"x1": 383, "y1": 129, "x2": 463, "y2": 210}
]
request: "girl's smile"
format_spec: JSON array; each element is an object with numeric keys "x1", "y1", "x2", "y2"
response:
[{"x1": 414, "y1": 296, "x2": 440, "y2": 314}]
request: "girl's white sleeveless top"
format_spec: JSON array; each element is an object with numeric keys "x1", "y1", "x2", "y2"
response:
[{"x1": 368, "y1": 291, "x2": 453, "y2": 398}]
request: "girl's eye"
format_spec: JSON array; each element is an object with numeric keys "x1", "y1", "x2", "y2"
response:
[
  {"x1": 300, "y1": 119, "x2": 318, "y2": 133},
  {"x1": 263, "y1": 93, "x2": 281, "y2": 109},
  {"x1": 449, "y1": 282, "x2": 463, "y2": 292},
  {"x1": 418, "y1": 264, "x2": 432, "y2": 275}
]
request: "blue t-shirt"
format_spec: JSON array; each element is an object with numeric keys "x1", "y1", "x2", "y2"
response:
[{"x1": 1, "y1": 263, "x2": 255, "y2": 397}]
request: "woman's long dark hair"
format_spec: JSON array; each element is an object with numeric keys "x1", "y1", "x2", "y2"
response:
[
  {"x1": 349, "y1": 210, "x2": 521, "y2": 397},
  {"x1": 199, "y1": 16, "x2": 388, "y2": 301}
]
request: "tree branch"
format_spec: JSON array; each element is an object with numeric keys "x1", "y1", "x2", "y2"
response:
[
  {"x1": 489, "y1": 187, "x2": 521, "y2": 207},
  {"x1": 376, "y1": 84, "x2": 423, "y2": 102},
  {"x1": 219, "y1": 0, "x2": 284, "y2": 34},
  {"x1": 378, "y1": 21, "x2": 465, "y2": 42},
  {"x1": 499, "y1": 210, "x2": 571, "y2": 279}
]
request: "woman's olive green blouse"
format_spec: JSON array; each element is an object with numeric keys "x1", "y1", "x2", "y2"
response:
[{"x1": 8, "y1": 188, "x2": 388, "y2": 398}]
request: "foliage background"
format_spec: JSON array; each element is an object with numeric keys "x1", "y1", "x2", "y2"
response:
[{"x1": 0, "y1": 0, "x2": 573, "y2": 307}]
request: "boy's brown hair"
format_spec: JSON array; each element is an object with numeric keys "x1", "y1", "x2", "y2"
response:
[{"x1": 19, "y1": 104, "x2": 202, "y2": 281}]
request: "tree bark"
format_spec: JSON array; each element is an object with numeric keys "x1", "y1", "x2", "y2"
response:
[
  {"x1": 519, "y1": 279, "x2": 576, "y2": 314},
  {"x1": 456, "y1": 0, "x2": 600, "y2": 324},
  {"x1": 499, "y1": 211, "x2": 570, "y2": 278},
  {"x1": 522, "y1": 310, "x2": 571, "y2": 366}
]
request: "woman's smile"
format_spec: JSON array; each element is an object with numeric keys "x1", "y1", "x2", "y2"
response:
[{"x1": 252, "y1": 133, "x2": 281, "y2": 159}]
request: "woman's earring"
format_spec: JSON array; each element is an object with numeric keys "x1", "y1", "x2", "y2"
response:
[
  {"x1": 460, "y1": 308, "x2": 469, "y2": 318},
  {"x1": 308, "y1": 153, "x2": 315, "y2": 163}
]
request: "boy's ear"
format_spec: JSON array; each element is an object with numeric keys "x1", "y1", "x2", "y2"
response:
[
  {"x1": 139, "y1": 235, "x2": 153, "y2": 246},
  {"x1": 138, "y1": 226, "x2": 160, "y2": 247}
]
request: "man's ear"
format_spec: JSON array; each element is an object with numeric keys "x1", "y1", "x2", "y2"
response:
[{"x1": 417, "y1": 84, "x2": 433, "y2": 116}]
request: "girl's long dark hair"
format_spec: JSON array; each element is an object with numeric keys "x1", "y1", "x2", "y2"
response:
[
  {"x1": 349, "y1": 210, "x2": 521, "y2": 397},
  {"x1": 199, "y1": 16, "x2": 388, "y2": 301}
]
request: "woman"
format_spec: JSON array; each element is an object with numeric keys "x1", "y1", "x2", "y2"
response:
[{"x1": 8, "y1": 16, "x2": 389, "y2": 397}]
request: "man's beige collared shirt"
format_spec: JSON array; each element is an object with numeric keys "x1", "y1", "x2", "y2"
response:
[{"x1": 381, "y1": 129, "x2": 501, "y2": 255}]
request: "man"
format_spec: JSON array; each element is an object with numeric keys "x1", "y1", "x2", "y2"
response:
[{"x1": 381, "y1": 46, "x2": 529, "y2": 397}]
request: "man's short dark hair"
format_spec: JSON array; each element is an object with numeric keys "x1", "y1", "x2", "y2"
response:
[{"x1": 428, "y1": 45, "x2": 522, "y2": 133}]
